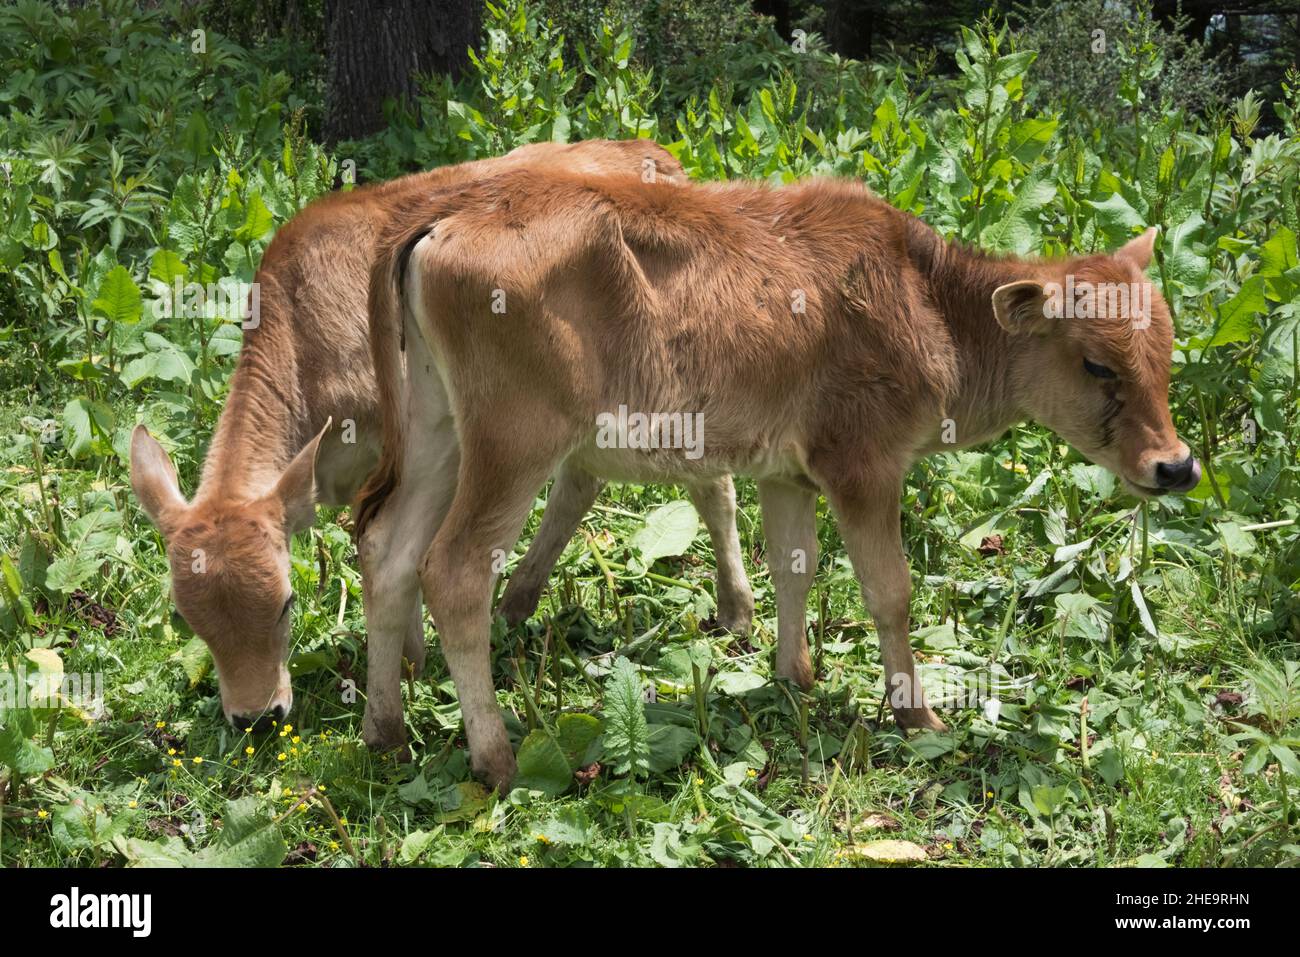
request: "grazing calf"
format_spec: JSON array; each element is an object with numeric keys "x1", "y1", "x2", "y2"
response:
[
  {"x1": 129, "y1": 141, "x2": 753, "y2": 743},
  {"x1": 355, "y1": 168, "x2": 1199, "y2": 791}
]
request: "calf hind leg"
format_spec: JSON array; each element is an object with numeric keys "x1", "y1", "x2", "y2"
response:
[
  {"x1": 497, "y1": 461, "x2": 604, "y2": 626},
  {"x1": 420, "y1": 429, "x2": 570, "y2": 792},
  {"x1": 757, "y1": 479, "x2": 818, "y2": 689},
  {"x1": 402, "y1": 601, "x2": 427, "y2": 677},
  {"x1": 687, "y1": 475, "x2": 754, "y2": 635}
]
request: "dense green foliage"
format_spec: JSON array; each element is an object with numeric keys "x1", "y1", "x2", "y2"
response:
[{"x1": 1, "y1": 0, "x2": 1299, "y2": 867}]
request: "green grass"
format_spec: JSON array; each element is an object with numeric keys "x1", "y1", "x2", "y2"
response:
[{"x1": 2, "y1": 439, "x2": 1296, "y2": 868}]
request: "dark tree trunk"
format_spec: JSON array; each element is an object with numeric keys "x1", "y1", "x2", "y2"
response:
[
  {"x1": 752, "y1": 0, "x2": 792, "y2": 39},
  {"x1": 324, "y1": 0, "x2": 480, "y2": 143},
  {"x1": 824, "y1": 0, "x2": 874, "y2": 60}
]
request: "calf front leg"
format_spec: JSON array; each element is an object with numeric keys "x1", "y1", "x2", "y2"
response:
[
  {"x1": 687, "y1": 475, "x2": 754, "y2": 634},
  {"x1": 357, "y1": 468, "x2": 450, "y2": 752},
  {"x1": 825, "y1": 476, "x2": 945, "y2": 732},
  {"x1": 757, "y1": 479, "x2": 817, "y2": 688},
  {"x1": 356, "y1": 358, "x2": 459, "y2": 752},
  {"x1": 497, "y1": 461, "x2": 603, "y2": 626}
]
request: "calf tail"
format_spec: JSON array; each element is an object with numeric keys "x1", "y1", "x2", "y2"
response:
[{"x1": 352, "y1": 222, "x2": 432, "y2": 540}]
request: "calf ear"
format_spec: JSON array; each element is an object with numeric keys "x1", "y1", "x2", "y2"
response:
[
  {"x1": 130, "y1": 425, "x2": 188, "y2": 532},
  {"x1": 992, "y1": 280, "x2": 1054, "y2": 334},
  {"x1": 269, "y1": 418, "x2": 332, "y2": 534},
  {"x1": 1116, "y1": 226, "x2": 1158, "y2": 270}
]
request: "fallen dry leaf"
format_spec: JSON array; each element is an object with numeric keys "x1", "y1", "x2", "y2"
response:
[
  {"x1": 859, "y1": 812, "x2": 900, "y2": 831},
  {"x1": 839, "y1": 839, "x2": 928, "y2": 864}
]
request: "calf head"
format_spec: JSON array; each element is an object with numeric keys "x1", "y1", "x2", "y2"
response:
[
  {"x1": 129, "y1": 422, "x2": 330, "y2": 728},
  {"x1": 992, "y1": 228, "x2": 1200, "y2": 497}
]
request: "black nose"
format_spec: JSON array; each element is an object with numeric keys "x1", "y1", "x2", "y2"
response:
[
  {"x1": 1155, "y1": 454, "x2": 1197, "y2": 490},
  {"x1": 232, "y1": 704, "x2": 285, "y2": 733}
]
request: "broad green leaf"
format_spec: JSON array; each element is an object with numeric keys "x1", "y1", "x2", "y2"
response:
[
  {"x1": 514, "y1": 728, "x2": 573, "y2": 796},
  {"x1": 149, "y1": 249, "x2": 187, "y2": 285},
  {"x1": 537, "y1": 807, "x2": 594, "y2": 846},
  {"x1": 1130, "y1": 580, "x2": 1158, "y2": 637},
  {"x1": 554, "y1": 712, "x2": 602, "y2": 770},
  {"x1": 0, "y1": 722, "x2": 55, "y2": 776},
  {"x1": 61, "y1": 396, "x2": 115, "y2": 460},
  {"x1": 118, "y1": 797, "x2": 286, "y2": 868},
  {"x1": 235, "y1": 193, "x2": 275, "y2": 243},
  {"x1": 979, "y1": 166, "x2": 1057, "y2": 254},
  {"x1": 602, "y1": 657, "x2": 650, "y2": 778},
  {"x1": 1030, "y1": 784, "x2": 1068, "y2": 816},
  {"x1": 91, "y1": 265, "x2": 142, "y2": 325},
  {"x1": 1087, "y1": 193, "x2": 1145, "y2": 245},
  {"x1": 1259, "y1": 227, "x2": 1298, "y2": 278},
  {"x1": 1215, "y1": 522, "x2": 1256, "y2": 557},
  {"x1": 171, "y1": 636, "x2": 212, "y2": 689},
  {"x1": 1206, "y1": 276, "x2": 1266, "y2": 349},
  {"x1": 45, "y1": 555, "x2": 100, "y2": 594},
  {"x1": 630, "y1": 500, "x2": 700, "y2": 563},
  {"x1": 907, "y1": 731, "x2": 959, "y2": 759},
  {"x1": 398, "y1": 829, "x2": 440, "y2": 864},
  {"x1": 646, "y1": 723, "x2": 699, "y2": 774}
]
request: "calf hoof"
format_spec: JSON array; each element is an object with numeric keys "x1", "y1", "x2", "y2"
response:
[
  {"x1": 775, "y1": 654, "x2": 815, "y2": 692},
  {"x1": 893, "y1": 705, "x2": 947, "y2": 733},
  {"x1": 472, "y1": 746, "x2": 518, "y2": 795},
  {"x1": 362, "y1": 712, "x2": 408, "y2": 756},
  {"x1": 714, "y1": 605, "x2": 754, "y2": 636},
  {"x1": 497, "y1": 582, "x2": 542, "y2": 627}
]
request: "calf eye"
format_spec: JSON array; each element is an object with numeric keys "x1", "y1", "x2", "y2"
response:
[
  {"x1": 279, "y1": 595, "x2": 295, "y2": 620},
  {"x1": 1083, "y1": 358, "x2": 1116, "y2": 379}
]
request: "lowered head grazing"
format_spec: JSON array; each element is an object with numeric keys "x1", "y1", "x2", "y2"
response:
[
  {"x1": 992, "y1": 227, "x2": 1200, "y2": 498},
  {"x1": 129, "y1": 421, "x2": 330, "y2": 729}
]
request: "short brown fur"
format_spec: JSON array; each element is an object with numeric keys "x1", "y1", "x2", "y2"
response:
[{"x1": 358, "y1": 163, "x2": 1197, "y2": 789}]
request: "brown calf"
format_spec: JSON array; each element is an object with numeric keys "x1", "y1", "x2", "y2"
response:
[
  {"x1": 355, "y1": 165, "x2": 1199, "y2": 791},
  {"x1": 129, "y1": 141, "x2": 753, "y2": 741}
]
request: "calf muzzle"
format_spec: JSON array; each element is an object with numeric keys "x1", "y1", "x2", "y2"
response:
[{"x1": 1154, "y1": 454, "x2": 1201, "y2": 493}]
